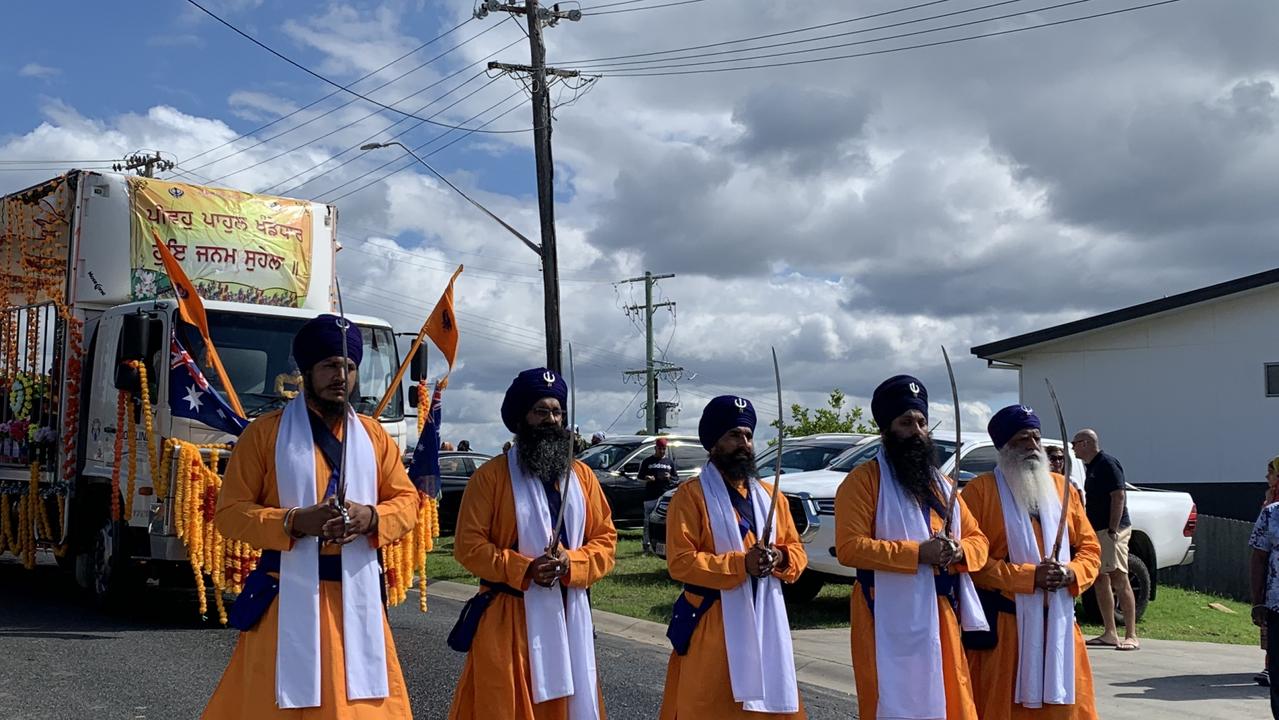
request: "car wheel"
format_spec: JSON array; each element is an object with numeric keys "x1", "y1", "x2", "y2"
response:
[
  {"x1": 781, "y1": 570, "x2": 825, "y2": 604},
  {"x1": 1079, "y1": 554, "x2": 1150, "y2": 624}
]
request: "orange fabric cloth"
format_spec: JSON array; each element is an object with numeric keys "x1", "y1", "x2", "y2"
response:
[
  {"x1": 203, "y1": 410, "x2": 421, "y2": 719},
  {"x1": 960, "y1": 471, "x2": 1101, "y2": 720},
  {"x1": 835, "y1": 459, "x2": 990, "y2": 720},
  {"x1": 448, "y1": 457, "x2": 618, "y2": 720},
  {"x1": 658, "y1": 477, "x2": 810, "y2": 720}
]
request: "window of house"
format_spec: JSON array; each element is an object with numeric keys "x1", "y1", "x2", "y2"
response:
[{"x1": 1267, "y1": 363, "x2": 1279, "y2": 397}]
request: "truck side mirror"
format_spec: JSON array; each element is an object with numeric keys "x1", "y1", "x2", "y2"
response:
[
  {"x1": 408, "y1": 383, "x2": 422, "y2": 409},
  {"x1": 114, "y1": 312, "x2": 162, "y2": 393},
  {"x1": 409, "y1": 344, "x2": 429, "y2": 383}
]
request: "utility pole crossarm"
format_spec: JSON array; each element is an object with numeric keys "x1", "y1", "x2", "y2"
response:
[{"x1": 488, "y1": 62, "x2": 580, "y2": 79}]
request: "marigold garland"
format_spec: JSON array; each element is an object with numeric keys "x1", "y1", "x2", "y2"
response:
[
  {"x1": 110, "y1": 390, "x2": 126, "y2": 522},
  {"x1": 166, "y1": 438, "x2": 254, "y2": 624}
]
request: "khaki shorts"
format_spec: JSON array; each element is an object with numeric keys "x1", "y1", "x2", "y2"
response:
[{"x1": 1098, "y1": 525, "x2": 1132, "y2": 574}]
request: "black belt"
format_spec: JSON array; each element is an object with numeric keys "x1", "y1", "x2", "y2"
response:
[
  {"x1": 480, "y1": 581, "x2": 526, "y2": 598},
  {"x1": 857, "y1": 568, "x2": 958, "y2": 615},
  {"x1": 257, "y1": 549, "x2": 344, "y2": 582}
]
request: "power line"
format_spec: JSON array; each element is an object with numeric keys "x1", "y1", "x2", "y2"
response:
[
  {"x1": 579, "y1": 0, "x2": 1028, "y2": 70},
  {"x1": 211, "y1": 72, "x2": 505, "y2": 185},
  {"x1": 191, "y1": 20, "x2": 509, "y2": 176},
  {"x1": 261, "y1": 34, "x2": 527, "y2": 196},
  {"x1": 583, "y1": 0, "x2": 706, "y2": 15},
  {"x1": 589, "y1": 0, "x2": 1185, "y2": 77},
  {"x1": 178, "y1": 17, "x2": 474, "y2": 168},
  {"x1": 324, "y1": 95, "x2": 528, "y2": 203},
  {"x1": 185, "y1": 0, "x2": 537, "y2": 134},
  {"x1": 557, "y1": 0, "x2": 954, "y2": 64},
  {"x1": 0, "y1": 159, "x2": 120, "y2": 164}
]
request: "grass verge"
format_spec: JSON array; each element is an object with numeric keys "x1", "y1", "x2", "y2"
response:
[{"x1": 429, "y1": 531, "x2": 1257, "y2": 644}]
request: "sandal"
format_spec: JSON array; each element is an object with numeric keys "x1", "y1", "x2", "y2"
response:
[
  {"x1": 1086, "y1": 637, "x2": 1118, "y2": 647},
  {"x1": 1116, "y1": 639, "x2": 1141, "y2": 651}
]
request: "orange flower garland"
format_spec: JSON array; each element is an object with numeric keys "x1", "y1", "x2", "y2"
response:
[{"x1": 111, "y1": 389, "x2": 126, "y2": 522}]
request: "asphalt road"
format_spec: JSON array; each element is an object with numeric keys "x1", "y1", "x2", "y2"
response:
[{"x1": 0, "y1": 555, "x2": 858, "y2": 719}]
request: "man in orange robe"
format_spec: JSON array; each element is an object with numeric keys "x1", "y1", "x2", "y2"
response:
[
  {"x1": 961, "y1": 405, "x2": 1101, "y2": 719},
  {"x1": 449, "y1": 368, "x2": 617, "y2": 720},
  {"x1": 659, "y1": 395, "x2": 809, "y2": 719},
  {"x1": 204, "y1": 315, "x2": 420, "y2": 719},
  {"x1": 835, "y1": 374, "x2": 990, "y2": 720}
]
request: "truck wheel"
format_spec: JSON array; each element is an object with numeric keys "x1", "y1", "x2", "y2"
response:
[
  {"x1": 782, "y1": 570, "x2": 825, "y2": 604},
  {"x1": 78, "y1": 515, "x2": 132, "y2": 607},
  {"x1": 1079, "y1": 554, "x2": 1151, "y2": 624}
]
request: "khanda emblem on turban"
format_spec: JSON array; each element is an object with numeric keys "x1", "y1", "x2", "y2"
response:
[
  {"x1": 734, "y1": 398, "x2": 748, "y2": 410},
  {"x1": 908, "y1": 382, "x2": 921, "y2": 396},
  {"x1": 543, "y1": 371, "x2": 556, "y2": 386},
  {"x1": 1021, "y1": 405, "x2": 1034, "y2": 413}
]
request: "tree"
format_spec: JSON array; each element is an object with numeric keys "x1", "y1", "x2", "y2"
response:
[{"x1": 774, "y1": 389, "x2": 876, "y2": 439}]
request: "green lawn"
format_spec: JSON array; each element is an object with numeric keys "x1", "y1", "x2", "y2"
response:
[{"x1": 428, "y1": 531, "x2": 1258, "y2": 644}]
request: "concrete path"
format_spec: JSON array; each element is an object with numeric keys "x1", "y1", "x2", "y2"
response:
[{"x1": 432, "y1": 581, "x2": 1272, "y2": 718}]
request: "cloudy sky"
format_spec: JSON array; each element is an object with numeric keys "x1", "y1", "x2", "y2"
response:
[{"x1": 2, "y1": 0, "x2": 1274, "y2": 453}]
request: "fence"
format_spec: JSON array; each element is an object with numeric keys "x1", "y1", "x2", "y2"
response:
[{"x1": 1158, "y1": 514, "x2": 1254, "y2": 602}]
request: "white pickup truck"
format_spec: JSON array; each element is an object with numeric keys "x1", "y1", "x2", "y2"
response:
[{"x1": 777, "y1": 432, "x2": 1198, "y2": 622}]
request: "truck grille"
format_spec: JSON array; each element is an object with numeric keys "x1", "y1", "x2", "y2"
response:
[{"x1": 816, "y1": 499, "x2": 836, "y2": 516}]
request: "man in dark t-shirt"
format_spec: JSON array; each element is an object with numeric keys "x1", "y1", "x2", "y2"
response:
[
  {"x1": 1073, "y1": 428, "x2": 1139, "y2": 651},
  {"x1": 639, "y1": 437, "x2": 677, "y2": 500}
]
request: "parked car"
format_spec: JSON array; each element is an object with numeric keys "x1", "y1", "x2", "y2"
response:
[
  {"x1": 764, "y1": 432, "x2": 1197, "y2": 614},
  {"x1": 578, "y1": 435, "x2": 708, "y2": 528},
  {"x1": 753, "y1": 433, "x2": 876, "y2": 476},
  {"x1": 402, "y1": 449, "x2": 491, "y2": 536}
]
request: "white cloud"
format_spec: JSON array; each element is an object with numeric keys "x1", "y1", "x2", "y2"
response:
[{"x1": 18, "y1": 63, "x2": 59, "y2": 79}]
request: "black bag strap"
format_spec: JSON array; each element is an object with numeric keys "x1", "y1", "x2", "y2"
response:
[{"x1": 306, "y1": 410, "x2": 344, "y2": 499}]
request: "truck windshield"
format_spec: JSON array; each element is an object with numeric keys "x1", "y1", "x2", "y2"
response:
[{"x1": 176, "y1": 311, "x2": 404, "y2": 421}]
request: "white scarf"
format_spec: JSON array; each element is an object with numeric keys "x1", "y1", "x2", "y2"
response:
[
  {"x1": 508, "y1": 449, "x2": 600, "y2": 720},
  {"x1": 994, "y1": 468, "x2": 1076, "y2": 708},
  {"x1": 274, "y1": 397, "x2": 388, "y2": 709},
  {"x1": 872, "y1": 450, "x2": 987, "y2": 720},
  {"x1": 698, "y1": 462, "x2": 800, "y2": 714}
]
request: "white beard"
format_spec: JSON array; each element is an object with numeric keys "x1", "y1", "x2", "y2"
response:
[{"x1": 997, "y1": 446, "x2": 1055, "y2": 516}]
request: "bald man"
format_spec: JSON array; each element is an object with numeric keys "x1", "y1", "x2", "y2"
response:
[{"x1": 1071, "y1": 429, "x2": 1138, "y2": 651}]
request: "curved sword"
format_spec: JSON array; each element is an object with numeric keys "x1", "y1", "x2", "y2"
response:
[
  {"x1": 759, "y1": 347, "x2": 784, "y2": 549},
  {"x1": 940, "y1": 345, "x2": 962, "y2": 539},
  {"x1": 547, "y1": 343, "x2": 575, "y2": 556},
  {"x1": 1045, "y1": 378, "x2": 1073, "y2": 561}
]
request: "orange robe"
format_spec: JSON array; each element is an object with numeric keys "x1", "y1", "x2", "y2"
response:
[
  {"x1": 960, "y1": 472, "x2": 1101, "y2": 720},
  {"x1": 658, "y1": 477, "x2": 809, "y2": 719},
  {"x1": 835, "y1": 459, "x2": 990, "y2": 720},
  {"x1": 448, "y1": 457, "x2": 618, "y2": 720},
  {"x1": 203, "y1": 410, "x2": 421, "y2": 720}
]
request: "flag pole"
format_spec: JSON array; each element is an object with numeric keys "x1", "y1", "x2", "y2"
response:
[{"x1": 373, "y1": 265, "x2": 463, "y2": 418}]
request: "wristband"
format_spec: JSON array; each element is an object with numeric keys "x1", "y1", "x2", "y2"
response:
[{"x1": 283, "y1": 507, "x2": 300, "y2": 538}]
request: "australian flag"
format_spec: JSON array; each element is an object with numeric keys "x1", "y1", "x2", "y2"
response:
[
  {"x1": 407, "y1": 383, "x2": 444, "y2": 497},
  {"x1": 170, "y1": 333, "x2": 249, "y2": 437}
]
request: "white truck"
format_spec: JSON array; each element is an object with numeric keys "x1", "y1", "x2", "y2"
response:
[
  {"x1": 0, "y1": 171, "x2": 407, "y2": 603},
  {"x1": 777, "y1": 432, "x2": 1197, "y2": 621}
]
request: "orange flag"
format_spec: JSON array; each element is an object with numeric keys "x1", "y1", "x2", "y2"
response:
[
  {"x1": 424, "y1": 265, "x2": 463, "y2": 371},
  {"x1": 151, "y1": 228, "x2": 247, "y2": 418},
  {"x1": 372, "y1": 265, "x2": 463, "y2": 418}
]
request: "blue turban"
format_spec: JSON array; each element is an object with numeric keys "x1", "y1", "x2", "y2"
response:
[
  {"x1": 871, "y1": 375, "x2": 928, "y2": 430},
  {"x1": 292, "y1": 314, "x2": 363, "y2": 373},
  {"x1": 987, "y1": 404, "x2": 1041, "y2": 449},
  {"x1": 501, "y1": 367, "x2": 567, "y2": 433},
  {"x1": 698, "y1": 395, "x2": 757, "y2": 451}
]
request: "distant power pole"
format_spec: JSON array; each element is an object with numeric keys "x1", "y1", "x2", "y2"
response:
[
  {"x1": 113, "y1": 151, "x2": 174, "y2": 178},
  {"x1": 620, "y1": 271, "x2": 681, "y2": 434},
  {"x1": 478, "y1": 0, "x2": 582, "y2": 374}
]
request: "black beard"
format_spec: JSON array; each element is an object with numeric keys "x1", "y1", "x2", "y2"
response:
[
  {"x1": 303, "y1": 373, "x2": 346, "y2": 419},
  {"x1": 516, "y1": 422, "x2": 572, "y2": 481},
  {"x1": 711, "y1": 446, "x2": 757, "y2": 482},
  {"x1": 883, "y1": 432, "x2": 937, "y2": 508}
]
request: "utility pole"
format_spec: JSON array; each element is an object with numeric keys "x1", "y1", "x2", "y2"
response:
[
  {"x1": 113, "y1": 151, "x2": 174, "y2": 178},
  {"x1": 477, "y1": 0, "x2": 582, "y2": 374},
  {"x1": 620, "y1": 271, "x2": 681, "y2": 434}
]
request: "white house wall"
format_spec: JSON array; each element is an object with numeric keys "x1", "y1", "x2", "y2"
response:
[{"x1": 1008, "y1": 286, "x2": 1279, "y2": 488}]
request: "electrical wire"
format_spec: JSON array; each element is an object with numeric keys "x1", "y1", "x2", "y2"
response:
[
  {"x1": 178, "y1": 17, "x2": 474, "y2": 168},
  {"x1": 558, "y1": 0, "x2": 954, "y2": 64},
  {"x1": 583, "y1": 0, "x2": 705, "y2": 15},
  {"x1": 588, "y1": 0, "x2": 1184, "y2": 77},
  {"x1": 192, "y1": 20, "x2": 509, "y2": 175},
  {"x1": 579, "y1": 0, "x2": 1028, "y2": 70},
  {"x1": 185, "y1": 0, "x2": 537, "y2": 134}
]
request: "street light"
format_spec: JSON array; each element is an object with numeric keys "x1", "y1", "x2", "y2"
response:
[{"x1": 360, "y1": 141, "x2": 540, "y2": 256}]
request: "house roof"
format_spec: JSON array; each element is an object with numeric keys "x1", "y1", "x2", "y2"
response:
[{"x1": 971, "y1": 266, "x2": 1279, "y2": 360}]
